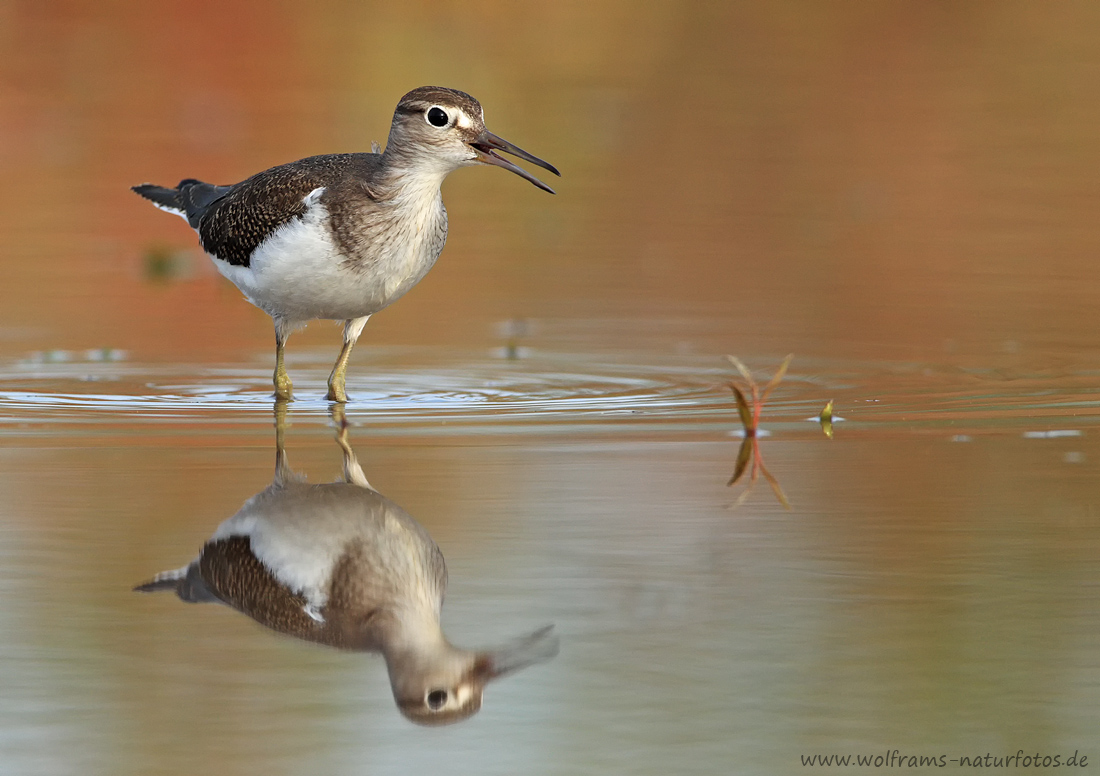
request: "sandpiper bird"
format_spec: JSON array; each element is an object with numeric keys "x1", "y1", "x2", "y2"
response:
[
  {"x1": 132, "y1": 86, "x2": 559, "y2": 402},
  {"x1": 134, "y1": 406, "x2": 558, "y2": 725}
]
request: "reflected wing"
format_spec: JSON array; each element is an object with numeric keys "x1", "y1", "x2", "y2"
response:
[{"x1": 197, "y1": 535, "x2": 341, "y2": 645}]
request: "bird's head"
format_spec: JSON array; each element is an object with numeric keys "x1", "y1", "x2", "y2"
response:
[
  {"x1": 387, "y1": 624, "x2": 559, "y2": 726},
  {"x1": 385, "y1": 86, "x2": 560, "y2": 193}
]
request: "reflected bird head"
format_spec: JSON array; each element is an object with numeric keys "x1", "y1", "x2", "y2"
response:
[{"x1": 389, "y1": 625, "x2": 560, "y2": 726}]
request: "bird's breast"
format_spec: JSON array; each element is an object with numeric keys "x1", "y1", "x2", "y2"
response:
[
  {"x1": 337, "y1": 192, "x2": 449, "y2": 309},
  {"x1": 211, "y1": 191, "x2": 448, "y2": 323}
]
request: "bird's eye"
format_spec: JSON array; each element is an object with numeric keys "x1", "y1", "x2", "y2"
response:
[
  {"x1": 426, "y1": 107, "x2": 449, "y2": 128},
  {"x1": 426, "y1": 689, "x2": 448, "y2": 710}
]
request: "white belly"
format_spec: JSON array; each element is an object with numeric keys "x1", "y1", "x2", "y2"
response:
[
  {"x1": 212, "y1": 482, "x2": 438, "y2": 614},
  {"x1": 210, "y1": 195, "x2": 442, "y2": 324}
]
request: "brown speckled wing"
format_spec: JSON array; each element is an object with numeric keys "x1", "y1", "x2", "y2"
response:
[
  {"x1": 192, "y1": 153, "x2": 382, "y2": 267},
  {"x1": 197, "y1": 535, "x2": 346, "y2": 647}
]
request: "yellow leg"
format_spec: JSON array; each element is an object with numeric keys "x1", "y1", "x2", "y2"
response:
[
  {"x1": 274, "y1": 397, "x2": 291, "y2": 484},
  {"x1": 326, "y1": 339, "x2": 354, "y2": 403},
  {"x1": 331, "y1": 404, "x2": 372, "y2": 489},
  {"x1": 327, "y1": 316, "x2": 369, "y2": 403},
  {"x1": 274, "y1": 325, "x2": 293, "y2": 400}
]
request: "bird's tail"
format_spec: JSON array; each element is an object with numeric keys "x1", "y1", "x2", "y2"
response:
[
  {"x1": 133, "y1": 563, "x2": 219, "y2": 603},
  {"x1": 132, "y1": 182, "x2": 178, "y2": 207},
  {"x1": 132, "y1": 178, "x2": 228, "y2": 227},
  {"x1": 132, "y1": 181, "x2": 197, "y2": 220},
  {"x1": 133, "y1": 565, "x2": 188, "y2": 593}
]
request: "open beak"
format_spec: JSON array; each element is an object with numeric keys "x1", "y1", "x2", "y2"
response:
[
  {"x1": 477, "y1": 624, "x2": 560, "y2": 680},
  {"x1": 471, "y1": 131, "x2": 561, "y2": 194}
]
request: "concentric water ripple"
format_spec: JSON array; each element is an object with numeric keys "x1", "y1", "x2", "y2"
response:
[
  {"x1": 0, "y1": 351, "x2": 759, "y2": 435},
  {"x1": 3, "y1": 350, "x2": 1100, "y2": 437}
]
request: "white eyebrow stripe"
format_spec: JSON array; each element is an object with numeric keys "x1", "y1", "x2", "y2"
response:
[{"x1": 455, "y1": 110, "x2": 472, "y2": 129}]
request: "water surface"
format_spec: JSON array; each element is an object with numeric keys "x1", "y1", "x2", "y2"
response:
[{"x1": 2, "y1": 3, "x2": 1099, "y2": 775}]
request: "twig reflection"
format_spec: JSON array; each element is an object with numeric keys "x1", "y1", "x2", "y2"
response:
[{"x1": 726, "y1": 355, "x2": 792, "y2": 510}]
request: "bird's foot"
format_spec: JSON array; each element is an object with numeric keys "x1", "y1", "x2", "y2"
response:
[
  {"x1": 274, "y1": 373, "x2": 294, "y2": 401},
  {"x1": 326, "y1": 377, "x2": 348, "y2": 404}
]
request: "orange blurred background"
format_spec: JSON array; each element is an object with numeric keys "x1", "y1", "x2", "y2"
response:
[{"x1": 3, "y1": 2, "x2": 1100, "y2": 366}]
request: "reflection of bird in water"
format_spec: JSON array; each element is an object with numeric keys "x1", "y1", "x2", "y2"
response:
[
  {"x1": 132, "y1": 86, "x2": 559, "y2": 402},
  {"x1": 135, "y1": 405, "x2": 558, "y2": 725}
]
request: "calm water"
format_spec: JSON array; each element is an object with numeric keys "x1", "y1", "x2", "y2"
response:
[{"x1": 2, "y1": 4, "x2": 1100, "y2": 774}]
